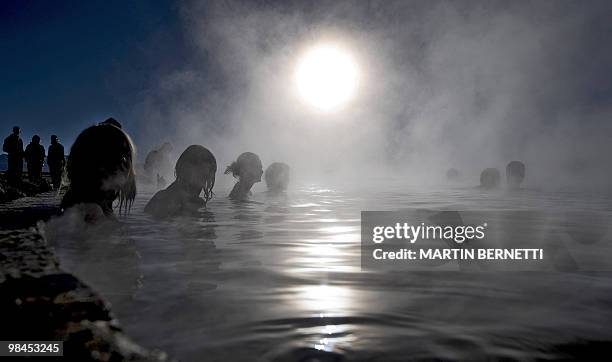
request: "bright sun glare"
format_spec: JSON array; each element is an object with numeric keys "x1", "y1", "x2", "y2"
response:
[{"x1": 295, "y1": 44, "x2": 359, "y2": 112}]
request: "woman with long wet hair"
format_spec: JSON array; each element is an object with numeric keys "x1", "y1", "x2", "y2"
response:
[
  {"x1": 225, "y1": 152, "x2": 263, "y2": 200},
  {"x1": 61, "y1": 122, "x2": 136, "y2": 219},
  {"x1": 145, "y1": 145, "x2": 216, "y2": 218}
]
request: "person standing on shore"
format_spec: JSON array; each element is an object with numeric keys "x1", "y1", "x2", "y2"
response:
[
  {"x1": 47, "y1": 135, "x2": 65, "y2": 189},
  {"x1": 2, "y1": 126, "x2": 24, "y2": 185},
  {"x1": 24, "y1": 135, "x2": 45, "y2": 182}
]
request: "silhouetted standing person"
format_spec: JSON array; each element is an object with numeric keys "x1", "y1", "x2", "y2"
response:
[
  {"x1": 47, "y1": 135, "x2": 65, "y2": 189},
  {"x1": 2, "y1": 126, "x2": 24, "y2": 185},
  {"x1": 24, "y1": 135, "x2": 45, "y2": 182}
]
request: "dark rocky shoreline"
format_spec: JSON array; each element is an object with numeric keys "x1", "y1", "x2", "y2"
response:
[
  {"x1": 0, "y1": 184, "x2": 174, "y2": 361},
  {"x1": 0, "y1": 228, "x2": 171, "y2": 361},
  {"x1": 0, "y1": 172, "x2": 54, "y2": 204}
]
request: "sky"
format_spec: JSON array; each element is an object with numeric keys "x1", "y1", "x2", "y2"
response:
[
  {"x1": 2, "y1": 0, "x2": 612, "y2": 189},
  {"x1": 0, "y1": 0, "x2": 186, "y2": 149}
]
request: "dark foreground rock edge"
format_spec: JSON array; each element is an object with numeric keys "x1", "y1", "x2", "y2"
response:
[
  {"x1": 0, "y1": 172, "x2": 53, "y2": 203},
  {"x1": 0, "y1": 227, "x2": 173, "y2": 361}
]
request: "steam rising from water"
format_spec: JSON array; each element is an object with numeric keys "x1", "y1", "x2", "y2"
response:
[{"x1": 131, "y1": 0, "x2": 612, "y2": 191}]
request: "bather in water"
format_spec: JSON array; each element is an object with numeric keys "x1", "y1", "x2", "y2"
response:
[
  {"x1": 60, "y1": 121, "x2": 136, "y2": 222},
  {"x1": 446, "y1": 168, "x2": 460, "y2": 181},
  {"x1": 143, "y1": 142, "x2": 174, "y2": 187},
  {"x1": 145, "y1": 145, "x2": 216, "y2": 218},
  {"x1": 506, "y1": 161, "x2": 526, "y2": 189},
  {"x1": 264, "y1": 162, "x2": 290, "y2": 193},
  {"x1": 479, "y1": 168, "x2": 501, "y2": 189},
  {"x1": 225, "y1": 152, "x2": 263, "y2": 201}
]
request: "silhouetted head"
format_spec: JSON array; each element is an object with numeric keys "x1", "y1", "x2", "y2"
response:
[
  {"x1": 225, "y1": 152, "x2": 263, "y2": 183},
  {"x1": 62, "y1": 123, "x2": 136, "y2": 215},
  {"x1": 480, "y1": 168, "x2": 501, "y2": 189},
  {"x1": 12, "y1": 126, "x2": 20, "y2": 135},
  {"x1": 100, "y1": 117, "x2": 122, "y2": 129},
  {"x1": 175, "y1": 145, "x2": 217, "y2": 203},
  {"x1": 31, "y1": 135, "x2": 40, "y2": 144},
  {"x1": 506, "y1": 161, "x2": 526, "y2": 189},
  {"x1": 446, "y1": 168, "x2": 460, "y2": 181},
  {"x1": 265, "y1": 162, "x2": 290, "y2": 192},
  {"x1": 51, "y1": 135, "x2": 58, "y2": 143}
]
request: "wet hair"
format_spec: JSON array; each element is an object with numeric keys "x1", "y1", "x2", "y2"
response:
[
  {"x1": 175, "y1": 145, "x2": 217, "y2": 203},
  {"x1": 480, "y1": 168, "x2": 501, "y2": 189},
  {"x1": 224, "y1": 152, "x2": 262, "y2": 179},
  {"x1": 265, "y1": 162, "x2": 290, "y2": 191},
  {"x1": 61, "y1": 123, "x2": 136, "y2": 215},
  {"x1": 100, "y1": 117, "x2": 122, "y2": 129}
]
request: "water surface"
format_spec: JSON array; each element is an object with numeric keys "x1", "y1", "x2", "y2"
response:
[{"x1": 47, "y1": 183, "x2": 612, "y2": 361}]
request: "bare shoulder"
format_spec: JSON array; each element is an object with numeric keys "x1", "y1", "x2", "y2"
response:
[
  {"x1": 144, "y1": 189, "x2": 171, "y2": 212},
  {"x1": 144, "y1": 188, "x2": 182, "y2": 218}
]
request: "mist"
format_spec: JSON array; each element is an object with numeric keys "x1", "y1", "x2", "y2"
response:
[{"x1": 129, "y1": 0, "x2": 612, "y2": 191}]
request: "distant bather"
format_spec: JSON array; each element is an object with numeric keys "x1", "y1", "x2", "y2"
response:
[
  {"x1": 506, "y1": 161, "x2": 526, "y2": 189},
  {"x1": 144, "y1": 145, "x2": 216, "y2": 218},
  {"x1": 265, "y1": 162, "x2": 290, "y2": 192},
  {"x1": 61, "y1": 121, "x2": 136, "y2": 219},
  {"x1": 225, "y1": 152, "x2": 263, "y2": 201},
  {"x1": 446, "y1": 168, "x2": 460, "y2": 181},
  {"x1": 144, "y1": 142, "x2": 174, "y2": 185},
  {"x1": 480, "y1": 168, "x2": 501, "y2": 189}
]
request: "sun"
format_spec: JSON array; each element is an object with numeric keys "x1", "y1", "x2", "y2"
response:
[{"x1": 295, "y1": 44, "x2": 359, "y2": 112}]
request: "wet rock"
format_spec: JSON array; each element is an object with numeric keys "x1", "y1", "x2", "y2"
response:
[
  {"x1": 0, "y1": 191, "x2": 62, "y2": 229},
  {"x1": 0, "y1": 228, "x2": 171, "y2": 361},
  {"x1": 0, "y1": 173, "x2": 52, "y2": 203}
]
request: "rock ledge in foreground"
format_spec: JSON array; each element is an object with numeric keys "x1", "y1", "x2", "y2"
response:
[{"x1": 0, "y1": 228, "x2": 172, "y2": 361}]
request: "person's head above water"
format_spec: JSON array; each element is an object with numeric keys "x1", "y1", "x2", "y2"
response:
[
  {"x1": 51, "y1": 135, "x2": 58, "y2": 143},
  {"x1": 225, "y1": 152, "x2": 263, "y2": 200},
  {"x1": 144, "y1": 145, "x2": 216, "y2": 218},
  {"x1": 175, "y1": 145, "x2": 217, "y2": 202},
  {"x1": 31, "y1": 135, "x2": 40, "y2": 144},
  {"x1": 480, "y1": 168, "x2": 501, "y2": 189},
  {"x1": 61, "y1": 122, "x2": 136, "y2": 216},
  {"x1": 506, "y1": 161, "x2": 526, "y2": 189},
  {"x1": 265, "y1": 162, "x2": 290, "y2": 192},
  {"x1": 12, "y1": 126, "x2": 20, "y2": 135},
  {"x1": 446, "y1": 168, "x2": 460, "y2": 181},
  {"x1": 225, "y1": 152, "x2": 263, "y2": 183},
  {"x1": 160, "y1": 142, "x2": 173, "y2": 154}
]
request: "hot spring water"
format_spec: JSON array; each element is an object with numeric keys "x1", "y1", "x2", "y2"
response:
[{"x1": 46, "y1": 183, "x2": 612, "y2": 361}]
